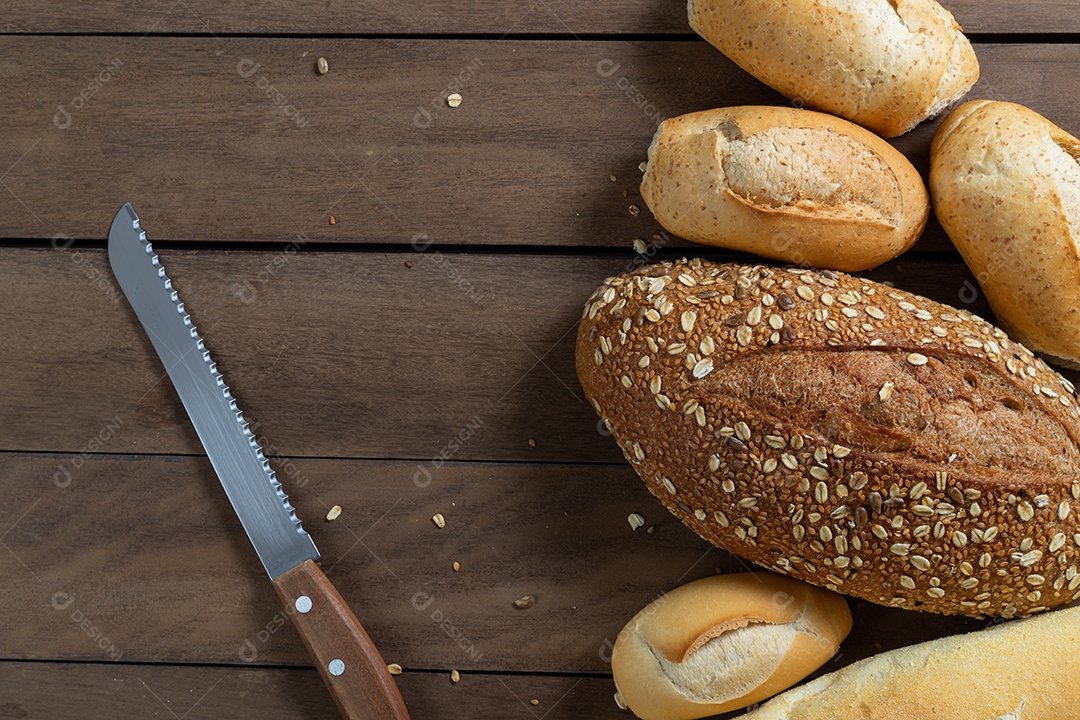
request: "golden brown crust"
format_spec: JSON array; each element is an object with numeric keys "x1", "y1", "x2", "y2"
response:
[
  {"x1": 640, "y1": 107, "x2": 930, "y2": 272},
  {"x1": 577, "y1": 259, "x2": 1080, "y2": 617},
  {"x1": 931, "y1": 100, "x2": 1080, "y2": 369},
  {"x1": 612, "y1": 573, "x2": 851, "y2": 720},
  {"x1": 688, "y1": 0, "x2": 980, "y2": 137},
  {"x1": 744, "y1": 605, "x2": 1080, "y2": 720}
]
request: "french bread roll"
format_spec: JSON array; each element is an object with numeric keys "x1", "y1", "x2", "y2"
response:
[
  {"x1": 743, "y1": 605, "x2": 1080, "y2": 719},
  {"x1": 640, "y1": 107, "x2": 929, "y2": 272},
  {"x1": 688, "y1": 0, "x2": 979, "y2": 137},
  {"x1": 612, "y1": 573, "x2": 851, "y2": 720},
  {"x1": 576, "y1": 259, "x2": 1080, "y2": 617},
  {"x1": 931, "y1": 100, "x2": 1080, "y2": 369}
]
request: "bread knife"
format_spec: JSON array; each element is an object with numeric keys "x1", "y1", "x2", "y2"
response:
[{"x1": 108, "y1": 203, "x2": 409, "y2": 720}]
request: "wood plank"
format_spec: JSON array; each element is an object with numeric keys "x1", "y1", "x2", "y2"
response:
[
  {"x1": 0, "y1": 248, "x2": 1016, "y2": 462},
  {"x1": 0, "y1": 453, "x2": 985, "y2": 675},
  {"x1": 2, "y1": 0, "x2": 1077, "y2": 36},
  {"x1": 0, "y1": 661, "x2": 619, "y2": 719},
  {"x1": 1, "y1": 39, "x2": 1077, "y2": 249}
]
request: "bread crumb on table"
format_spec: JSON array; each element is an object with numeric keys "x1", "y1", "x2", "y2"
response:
[
  {"x1": 325, "y1": 505, "x2": 342, "y2": 521},
  {"x1": 387, "y1": 663, "x2": 402, "y2": 675},
  {"x1": 513, "y1": 595, "x2": 536, "y2": 609}
]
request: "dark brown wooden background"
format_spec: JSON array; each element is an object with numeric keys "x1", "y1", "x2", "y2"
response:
[{"x1": 0, "y1": 2, "x2": 1074, "y2": 717}]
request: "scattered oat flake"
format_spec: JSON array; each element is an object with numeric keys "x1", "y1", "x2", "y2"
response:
[
  {"x1": 453, "y1": 561, "x2": 461, "y2": 572},
  {"x1": 317, "y1": 57, "x2": 329, "y2": 74},
  {"x1": 633, "y1": 239, "x2": 647, "y2": 254},
  {"x1": 638, "y1": 161, "x2": 648, "y2": 173},
  {"x1": 404, "y1": 261, "x2": 413, "y2": 269},
  {"x1": 628, "y1": 205, "x2": 640, "y2": 217},
  {"x1": 513, "y1": 595, "x2": 536, "y2": 609},
  {"x1": 609, "y1": 174, "x2": 617, "y2": 182},
  {"x1": 528, "y1": 438, "x2": 536, "y2": 447},
  {"x1": 530, "y1": 699, "x2": 540, "y2": 706},
  {"x1": 614, "y1": 692, "x2": 628, "y2": 710},
  {"x1": 329, "y1": 215, "x2": 336, "y2": 225},
  {"x1": 451, "y1": 669, "x2": 460, "y2": 683},
  {"x1": 447, "y1": 93, "x2": 462, "y2": 107},
  {"x1": 325, "y1": 505, "x2": 342, "y2": 521},
  {"x1": 432, "y1": 513, "x2": 446, "y2": 529},
  {"x1": 387, "y1": 663, "x2": 403, "y2": 675},
  {"x1": 879, "y1": 381, "x2": 895, "y2": 401},
  {"x1": 628, "y1": 513, "x2": 645, "y2": 530}
]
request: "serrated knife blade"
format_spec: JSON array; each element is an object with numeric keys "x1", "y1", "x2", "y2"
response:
[
  {"x1": 108, "y1": 203, "x2": 410, "y2": 720},
  {"x1": 108, "y1": 202, "x2": 318, "y2": 578}
]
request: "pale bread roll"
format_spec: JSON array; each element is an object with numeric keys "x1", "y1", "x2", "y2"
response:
[
  {"x1": 930, "y1": 100, "x2": 1080, "y2": 369},
  {"x1": 640, "y1": 107, "x2": 929, "y2": 272},
  {"x1": 688, "y1": 0, "x2": 979, "y2": 137},
  {"x1": 612, "y1": 573, "x2": 851, "y2": 720},
  {"x1": 744, "y1": 605, "x2": 1080, "y2": 719}
]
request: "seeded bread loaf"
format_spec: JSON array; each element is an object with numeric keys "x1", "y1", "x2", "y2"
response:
[
  {"x1": 640, "y1": 107, "x2": 929, "y2": 272},
  {"x1": 688, "y1": 0, "x2": 979, "y2": 137},
  {"x1": 931, "y1": 100, "x2": 1080, "y2": 369},
  {"x1": 743, "y1": 605, "x2": 1080, "y2": 720},
  {"x1": 612, "y1": 573, "x2": 851, "y2": 720},
  {"x1": 576, "y1": 259, "x2": 1080, "y2": 617}
]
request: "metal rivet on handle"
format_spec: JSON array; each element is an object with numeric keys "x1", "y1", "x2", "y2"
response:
[
  {"x1": 295, "y1": 595, "x2": 313, "y2": 614},
  {"x1": 328, "y1": 659, "x2": 345, "y2": 676}
]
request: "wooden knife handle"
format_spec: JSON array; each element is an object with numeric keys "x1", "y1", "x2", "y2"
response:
[{"x1": 272, "y1": 559, "x2": 410, "y2": 720}]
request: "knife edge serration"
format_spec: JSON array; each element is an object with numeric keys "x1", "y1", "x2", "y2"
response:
[
  {"x1": 110, "y1": 204, "x2": 318, "y2": 578},
  {"x1": 133, "y1": 215, "x2": 311, "y2": 541}
]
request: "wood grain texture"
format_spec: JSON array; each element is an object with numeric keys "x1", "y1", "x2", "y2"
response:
[
  {"x1": 272, "y1": 559, "x2": 410, "y2": 719},
  {"x1": 0, "y1": 248, "x2": 1018, "y2": 462},
  {"x1": 1, "y1": 0, "x2": 1076, "y2": 35},
  {"x1": 2, "y1": 38, "x2": 1078, "y2": 249},
  {"x1": 0, "y1": 453, "x2": 986, "y2": 674},
  {"x1": 0, "y1": 660, "x2": 620, "y2": 719}
]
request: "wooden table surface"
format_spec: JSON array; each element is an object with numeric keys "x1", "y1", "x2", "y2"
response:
[{"x1": 2, "y1": 2, "x2": 1078, "y2": 717}]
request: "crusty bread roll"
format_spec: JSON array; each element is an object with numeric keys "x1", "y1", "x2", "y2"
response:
[
  {"x1": 612, "y1": 573, "x2": 851, "y2": 720},
  {"x1": 688, "y1": 0, "x2": 979, "y2": 137},
  {"x1": 931, "y1": 100, "x2": 1080, "y2": 369},
  {"x1": 576, "y1": 259, "x2": 1080, "y2": 617},
  {"x1": 744, "y1": 605, "x2": 1080, "y2": 719},
  {"x1": 640, "y1": 107, "x2": 929, "y2": 272}
]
